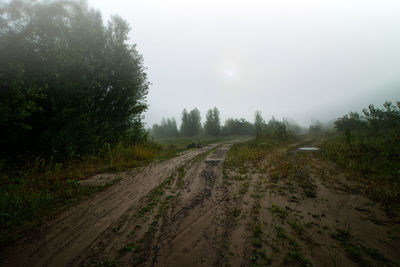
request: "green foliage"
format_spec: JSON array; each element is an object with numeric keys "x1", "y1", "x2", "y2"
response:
[
  {"x1": 225, "y1": 138, "x2": 283, "y2": 169},
  {"x1": 254, "y1": 111, "x2": 291, "y2": 141},
  {"x1": 204, "y1": 107, "x2": 221, "y2": 136},
  {"x1": 265, "y1": 117, "x2": 290, "y2": 140},
  {"x1": 254, "y1": 110, "x2": 266, "y2": 137},
  {"x1": 335, "y1": 101, "x2": 400, "y2": 133},
  {"x1": 330, "y1": 228, "x2": 350, "y2": 242},
  {"x1": 308, "y1": 121, "x2": 323, "y2": 134},
  {"x1": 0, "y1": 0, "x2": 149, "y2": 160},
  {"x1": 323, "y1": 101, "x2": 400, "y2": 219},
  {"x1": 180, "y1": 108, "x2": 202, "y2": 137},
  {"x1": 151, "y1": 118, "x2": 178, "y2": 139},
  {"x1": 222, "y1": 118, "x2": 255, "y2": 136},
  {"x1": 284, "y1": 250, "x2": 313, "y2": 267}
]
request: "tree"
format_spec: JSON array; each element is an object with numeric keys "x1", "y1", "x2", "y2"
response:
[
  {"x1": 309, "y1": 121, "x2": 323, "y2": 134},
  {"x1": 180, "y1": 109, "x2": 190, "y2": 136},
  {"x1": 222, "y1": 118, "x2": 255, "y2": 136},
  {"x1": 180, "y1": 108, "x2": 202, "y2": 137},
  {"x1": 265, "y1": 117, "x2": 289, "y2": 140},
  {"x1": 204, "y1": 107, "x2": 221, "y2": 136},
  {"x1": 151, "y1": 118, "x2": 178, "y2": 139},
  {"x1": 0, "y1": 0, "x2": 149, "y2": 159},
  {"x1": 254, "y1": 110, "x2": 266, "y2": 137}
]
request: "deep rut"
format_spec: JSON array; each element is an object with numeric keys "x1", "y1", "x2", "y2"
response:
[{"x1": 151, "y1": 146, "x2": 232, "y2": 266}]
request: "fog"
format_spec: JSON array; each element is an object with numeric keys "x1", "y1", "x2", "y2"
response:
[{"x1": 88, "y1": 0, "x2": 400, "y2": 127}]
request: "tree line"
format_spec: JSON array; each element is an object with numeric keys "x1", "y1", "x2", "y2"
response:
[
  {"x1": 150, "y1": 107, "x2": 307, "y2": 139},
  {"x1": 151, "y1": 107, "x2": 253, "y2": 139}
]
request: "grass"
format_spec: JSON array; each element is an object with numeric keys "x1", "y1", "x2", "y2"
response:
[
  {"x1": 288, "y1": 219, "x2": 305, "y2": 237},
  {"x1": 88, "y1": 260, "x2": 118, "y2": 267},
  {"x1": 269, "y1": 204, "x2": 291, "y2": 222},
  {"x1": 295, "y1": 168, "x2": 317, "y2": 198},
  {"x1": 117, "y1": 174, "x2": 179, "y2": 263},
  {"x1": 176, "y1": 165, "x2": 185, "y2": 189},
  {"x1": 330, "y1": 228, "x2": 350, "y2": 242},
  {"x1": 329, "y1": 227, "x2": 396, "y2": 266},
  {"x1": 155, "y1": 135, "x2": 247, "y2": 153},
  {"x1": 239, "y1": 180, "x2": 250, "y2": 194},
  {"x1": 224, "y1": 138, "x2": 286, "y2": 170},
  {"x1": 0, "y1": 175, "x2": 121, "y2": 248},
  {"x1": 284, "y1": 250, "x2": 313, "y2": 267}
]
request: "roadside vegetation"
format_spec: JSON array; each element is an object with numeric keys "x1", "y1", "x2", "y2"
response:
[
  {"x1": 322, "y1": 101, "x2": 400, "y2": 220},
  {"x1": 0, "y1": 0, "x2": 152, "y2": 248},
  {"x1": 221, "y1": 106, "x2": 400, "y2": 266}
]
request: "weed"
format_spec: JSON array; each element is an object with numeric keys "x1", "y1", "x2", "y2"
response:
[
  {"x1": 330, "y1": 228, "x2": 350, "y2": 242},
  {"x1": 344, "y1": 244, "x2": 366, "y2": 265},
  {"x1": 311, "y1": 214, "x2": 320, "y2": 220},
  {"x1": 88, "y1": 260, "x2": 118, "y2": 267},
  {"x1": 176, "y1": 165, "x2": 185, "y2": 189},
  {"x1": 361, "y1": 245, "x2": 393, "y2": 265},
  {"x1": 239, "y1": 181, "x2": 250, "y2": 195},
  {"x1": 288, "y1": 219, "x2": 305, "y2": 237},
  {"x1": 274, "y1": 226, "x2": 288, "y2": 241},
  {"x1": 284, "y1": 250, "x2": 312, "y2": 267},
  {"x1": 270, "y1": 204, "x2": 290, "y2": 222}
]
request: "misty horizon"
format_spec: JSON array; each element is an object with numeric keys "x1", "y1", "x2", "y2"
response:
[{"x1": 88, "y1": 0, "x2": 400, "y2": 128}]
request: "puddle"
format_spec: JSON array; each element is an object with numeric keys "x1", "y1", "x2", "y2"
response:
[
  {"x1": 205, "y1": 159, "x2": 221, "y2": 164},
  {"x1": 298, "y1": 147, "x2": 320, "y2": 151}
]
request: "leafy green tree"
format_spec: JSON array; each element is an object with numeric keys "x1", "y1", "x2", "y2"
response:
[
  {"x1": 0, "y1": 0, "x2": 149, "y2": 160},
  {"x1": 222, "y1": 118, "x2": 255, "y2": 136},
  {"x1": 309, "y1": 121, "x2": 323, "y2": 134},
  {"x1": 151, "y1": 118, "x2": 178, "y2": 139},
  {"x1": 334, "y1": 112, "x2": 366, "y2": 132},
  {"x1": 204, "y1": 107, "x2": 221, "y2": 136},
  {"x1": 335, "y1": 101, "x2": 400, "y2": 134},
  {"x1": 180, "y1": 108, "x2": 202, "y2": 137},
  {"x1": 254, "y1": 110, "x2": 266, "y2": 137},
  {"x1": 180, "y1": 109, "x2": 190, "y2": 136},
  {"x1": 265, "y1": 117, "x2": 289, "y2": 140}
]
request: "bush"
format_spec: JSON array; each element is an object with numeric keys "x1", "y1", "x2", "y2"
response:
[{"x1": 322, "y1": 101, "x2": 400, "y2": 219}]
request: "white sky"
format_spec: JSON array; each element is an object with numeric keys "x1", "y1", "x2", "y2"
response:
[{"x1": 88, "y1": 0, "x2": 400, "y2": 127}]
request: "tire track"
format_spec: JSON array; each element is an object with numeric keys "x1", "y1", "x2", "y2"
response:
[{"x1": 2, "y1": 144, "x2": 219, "y2": 267}]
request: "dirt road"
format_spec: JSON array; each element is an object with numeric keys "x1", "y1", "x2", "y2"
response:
[
  {"x1": 3, "y1": 141, "x2": 400, "y2": 266},
  {"x1": 2, "y1": 143, "x2": 234, "y2": 266}
]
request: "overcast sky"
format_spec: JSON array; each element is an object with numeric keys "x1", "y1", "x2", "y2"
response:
[{"x1": 88, "y1": 0, "x2": 400, "y2": 127}]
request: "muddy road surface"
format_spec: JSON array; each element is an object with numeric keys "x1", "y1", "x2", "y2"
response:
[
  {"x1": 2, "y1": 143, "x2": 234, "y2": 266},
  {"x1": 3, "y1": 140, "x2": 400, "y2": 266}
]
